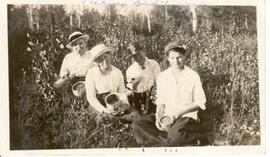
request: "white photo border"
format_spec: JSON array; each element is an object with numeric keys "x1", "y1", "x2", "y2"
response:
[{"x1": 0, "y1": 0, "x2": 266, "y2": 155}]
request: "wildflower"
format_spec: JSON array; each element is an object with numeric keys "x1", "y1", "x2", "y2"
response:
[
  {"x1": 40, "y1": 50, "x2": 46, "y2": 56},
  {"x1": 28, "y1": 41, "x2": 35, "y2": 46},
  {"x1": 60, "y1": 44, "x2": 64, "y2": 49},
  {"x1": 32, "y1": 67, "x2": 37, "y2": 71},
  {"x1": 44, "y1": 61, "x2": 49, "y2": 66},
  {"x1": 56, "y1": 38, "x2": 60, "y2": 43},
  {"x1": 27, "y1": 47, "x2": 32, "y2": 52},
  {"x1": 248, "y1": 126, "x2": 254, "y2": 131}
]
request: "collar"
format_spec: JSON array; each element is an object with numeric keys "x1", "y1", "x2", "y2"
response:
[
  {"x1": 72, "y1": 50, "x2": 92, "y2": 58},
  {"x1": 133, "y1": 57, "x2": 149, "y2": 67}
]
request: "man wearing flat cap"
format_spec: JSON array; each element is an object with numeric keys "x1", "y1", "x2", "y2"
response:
[
  {"x1": 126, "y1": 42, "x2": 161, "y2": 114},
  {"x1": 131, "y1": 41, "x2": 207, "y2": 146}
]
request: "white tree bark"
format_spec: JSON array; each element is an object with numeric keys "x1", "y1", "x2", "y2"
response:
[
  {"x1": 70, "y1": 13, "x2": 73, "y2": 27},
  {"x1": 190, "y1": 5, "x2": 197, "y2": 33},
  {"x1": 165, "y1": 5, "x2": 168, "y2": 22},
  {"x1": 69, "y1": 5, "x2": 74, "y2": 27},
  {"x1": 28, "y1": 6, "x2": 33, "y2": 30},
  {"x1": 146, "y1": 11, "x2": 151, "y2": 33},
  {"x1": 27, "y1": 5, "x2": 40, "y2": 30}
]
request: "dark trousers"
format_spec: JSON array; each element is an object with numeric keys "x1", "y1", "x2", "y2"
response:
[
  {"x1": 131, "y1": 114, "x2": 205, "y2": 146},
  {"x1": 131, "y1": 114, "x2": 166, "y2": 145},
  {"x1": 127, "y1": 91, "x2": 156, "y2": 114}
]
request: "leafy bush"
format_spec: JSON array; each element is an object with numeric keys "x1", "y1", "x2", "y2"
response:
[{"x1": 9, "y1": 5, "x2": 259, "y2": 149}]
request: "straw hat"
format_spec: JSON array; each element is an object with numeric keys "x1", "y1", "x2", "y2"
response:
[
  {"x1": 90, "y1": 44, "x2": 116, "y2": 61},
  {"x1": 66, "y1": 31, "x2": 89, "y2": 49}
]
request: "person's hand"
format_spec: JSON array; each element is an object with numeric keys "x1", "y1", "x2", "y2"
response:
[
  {"x1": 155, "y1": 113, "x2": 165, "y2": 131},
  {"x1": 69, "y1": 73, "x2": 77, "y2": 79},
  {"x1": 155, "y1": 119, "x2": 165, "y2": 131},
  {"x1": 54, "y1": 75, "x2": 70, "y2": 89},
  {"x1": 132, "y1": 80, "x2": 141, "y2": 91},
  {"x1": 126, "y1": 89, "x2": 133, "y2": 96},
  {"x1": 103, "y1": 107, "x2": 115, "y2": 114}
]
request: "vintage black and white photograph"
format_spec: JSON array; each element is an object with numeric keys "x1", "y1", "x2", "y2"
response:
[{"x1": 5, "y1": 0, "x2": 265, "y2": 153}]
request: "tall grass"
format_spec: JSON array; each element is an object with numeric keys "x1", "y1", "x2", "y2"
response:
[{"x1": 9, "y1": 7, "x2": 259, "y2": 149}]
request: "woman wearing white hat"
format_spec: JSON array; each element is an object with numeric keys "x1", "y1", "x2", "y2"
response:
[
  {"x1": 55, "y1": 31, "x2": 95, "y2": 89},
  {"x1": 85, "y1": 44, "x2": 128, "y2": 114}
]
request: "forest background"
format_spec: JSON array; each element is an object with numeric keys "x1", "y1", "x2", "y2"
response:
[{"x1": 8, "y1": 4, "x2": 260, "y2": 149}]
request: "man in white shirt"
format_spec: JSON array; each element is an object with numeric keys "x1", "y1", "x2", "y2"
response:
[
  {"x1": 131, "y1": 41, "x2": 207, "y2": 146},
  {"x1": 126, "y1": 43, "x2": 161, "y2": 114}
]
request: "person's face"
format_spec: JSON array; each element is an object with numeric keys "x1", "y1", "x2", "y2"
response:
[
  {"x1": 95, "y1": 52, "x2": 112, "y2": 72},
  {"x1": 167, "y1": 50, "x2": 186, "y2": 70},
  {"x1": 71, "y1": 38, "x2": 87, "y2": 55},
  {"x1": 133, "y1": 52, "x2": 145, "y2": 67}
]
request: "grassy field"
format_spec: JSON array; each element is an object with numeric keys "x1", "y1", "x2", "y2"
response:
[{"x1": 9, "y1": 5, "x2": 260, "y2": 149}]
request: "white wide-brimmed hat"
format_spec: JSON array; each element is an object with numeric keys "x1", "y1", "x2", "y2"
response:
[
  {"x1": 66, "y1": 31, "x2": 89, "y2": 49},
  {"x1": 90, "y1": 44, "x2": 116, "y2": 61}
]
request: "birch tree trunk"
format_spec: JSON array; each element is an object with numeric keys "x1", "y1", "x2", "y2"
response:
[
  {"x1": 146, "y1": 12, "x2": 151, "y2": 33},
  {"x1": 70, "y1": 5, "x2": 74, "y2": 28},
  {"x1": 77, "y1": 14, "x2": 81, "y2": 28},
  {"x1": 27, "y1": 5, "x2": 40, "y2": 30},
  {"x1": 28, "y1": 6, "x2": 34, "y2": 30},
  {"x1": 165, "y1": 5, "x2": 168, "y2": 22},
  {"x1": 70, "y1": 13, "x2": 73, "y2": 28},
  {"x1": 50, "y1": 5, "x2": 54, "y2": 49},
  {"x1": 244, "y1": 14, "x2": 248, "y2": 29},
  {"x1": 190, "y1": 5, "x2": 197, "y2": 33}
]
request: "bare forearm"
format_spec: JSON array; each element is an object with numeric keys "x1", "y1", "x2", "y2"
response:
[
  {"x1": 175, "y1": 103, "x2": 200, "y2": 119},
  {"x1": 155, "y1": 104, "x2": 166, "y2": 131},
  {"x1": 155, "y1": 104, "x2": 165, "y2": 118},
  {"x1": 87, "y1": 96, "x2": 106, "y2": 113}
]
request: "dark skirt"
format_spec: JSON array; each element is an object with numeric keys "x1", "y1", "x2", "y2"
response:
[{"x1": 96, "y1": 92, "x2": 110, "y2": 108}]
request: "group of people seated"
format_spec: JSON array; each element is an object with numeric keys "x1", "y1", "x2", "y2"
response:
[{"x1": 55, "y1": 31, "x2": 207, "y2": 146}]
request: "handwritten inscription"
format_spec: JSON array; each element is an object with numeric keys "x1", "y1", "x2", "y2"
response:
[{"x1": 81, "y1": 0, "x2": 169, "y2": 6}]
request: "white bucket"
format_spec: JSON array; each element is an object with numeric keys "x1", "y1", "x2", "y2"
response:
[{"x1": 72, "y1": 81, "x2": 86, "y2": 97}]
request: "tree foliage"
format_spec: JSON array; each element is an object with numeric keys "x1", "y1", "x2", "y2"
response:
[{"x1": 8, "y1": 4, "x2": 259, "y2": 149}]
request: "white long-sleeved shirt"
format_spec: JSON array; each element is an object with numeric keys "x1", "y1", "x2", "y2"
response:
[
  {"x1": 156, "y1": 66, "x2": 206, "y2": 120},
  {"x1": 126, "y1": 58, "x2": 160, "y2": 93},
  {"x1": 85, "y1": 65, "x2": 127, "y2": 113},
  {"x1": 59, "y1": 50, "x2": 95, "y2": 78}
]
